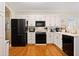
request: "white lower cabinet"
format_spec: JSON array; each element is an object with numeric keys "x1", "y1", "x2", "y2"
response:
[
  {"x1": 47, "y1": 32, "x2": 54, "y2": 44},
  {"x1": 27, "y1": 32, "x2": 62, "y2": 49},
  {"x1": 53, "y1": 33, "x2": 58, "y2": 46},
  {"x1": 28, "y1": 32, "x2": 35, "y2": 44},
  {"x1": 47, "y1": 32, "x2": 50, "y2": 43},
  {"x1": 47, "y1": 32, "x2": 62, "y2": 50},
  {"x1": 50, "y1": 33, "x2": 54, "y2": 43},
  {"x1": 57, "y1": 33, "x2": 62, "y2": 49},
  {"x1": 53, "y1": 32, "x2": 62, "y2": 49}
]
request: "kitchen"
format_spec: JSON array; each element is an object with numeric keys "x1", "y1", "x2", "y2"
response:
[{"x1": 0, "y1": 2, "x2": 79, "y2": 56}]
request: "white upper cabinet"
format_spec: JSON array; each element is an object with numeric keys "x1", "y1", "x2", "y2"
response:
[
  {"x1": 28, "y1": 16, "x2": 35, "y2": 26},
  {"x1": 50, "y1": 16, "x2": 56, "y2": 26},
  {"x1": 77, "y1": 17, "x2": 79, "y2": 33},
  {"x1": 55, "y1": 16, "x2": 61, "y2": 27},
  {"x1": 33, "y1": 15, "x2": 43, "y2": 21},
  {"x1": 37, "y1": 15, "x2": 46, "y2": 21},
  {"x1": 28, "y1": 20, "x2": 35, "y2": 26},
  {"x1": 50, "y1": 15, "x2": 62, "y2": 27},
  {"x1": 46, "y1": 16, "x2": 50, "y2": 26}
]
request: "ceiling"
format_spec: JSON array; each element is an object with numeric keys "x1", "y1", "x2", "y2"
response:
[{"x1": 6, "y1": 2, "x2": 79, "y2": 13}]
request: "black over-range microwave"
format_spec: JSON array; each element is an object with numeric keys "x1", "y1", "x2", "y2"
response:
[{"x1": 36, "y1": 21, "x2": 45, "y2": 27}]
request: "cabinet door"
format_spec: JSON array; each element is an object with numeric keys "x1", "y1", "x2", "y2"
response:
[
  {"x1": 46, "y1": 20, "x2": 50, "y2": 26},
  {"x1": 47, "y1": 32, "x2": 54, "y2": 43},
  {"x1": 28, "y1": 33, "x2": 31, "y2": 44},
  {"x1": 46, "y1": 16, "x2": 50, "y2": 26},
  {"x1": 55, "y1": 16, "x2": 61, "y2": 27},
  {"x1": 53, "y1": 33, "x2": 62, "y2": 49},
  {"x1": 28, "y1": 21, "x2": 31, "y2": 26},
  {"x1": 50, "y1": 16, "x2": 56, "y2": 26},
  {"x1": 28, "y1": 20, "x2": 35, "y2": 26},
  {"x1": 50, "y1": 33, "x2": 54, "y2": 43},
  {"x1": 28, "y1": 33, "x2": 35, "y2": 44},
  {"x1": 57, "y1": 34, "x2": 62, "y2": 49},
  {"x1": 47, "y1": 32, "x2": 54, "y2": 44},
  {"x1": 53, "y1": 33, "x2": 57, "y2": 46},
  {"x1": 46, "y1": 32, "x2": 51, "y2": 43}
]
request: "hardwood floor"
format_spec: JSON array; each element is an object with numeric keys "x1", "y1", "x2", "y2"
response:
[{"x1": 9, "y1": 44, "x2": 65, "y2": 56}]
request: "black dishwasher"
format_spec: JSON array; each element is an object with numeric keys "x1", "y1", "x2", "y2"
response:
[
  {"x1": 36, "y1": 32, "x2": 46, "y2": 44},
  {"x1": 62, "y1": 35, "x2": 74, "y2": 56}
]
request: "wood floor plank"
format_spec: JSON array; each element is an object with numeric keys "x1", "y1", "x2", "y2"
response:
[{"x1": 9, "y1": 44, "x2": 64, "y2": 56}]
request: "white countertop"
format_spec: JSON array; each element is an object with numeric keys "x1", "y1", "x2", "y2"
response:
[{"x1": 55, "y1": 32, "x2": 79, "y2": 37}]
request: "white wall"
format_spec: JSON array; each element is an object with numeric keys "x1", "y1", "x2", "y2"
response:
[{"x1": 0, "y1": 2, "x2": 6, "y2": 56}]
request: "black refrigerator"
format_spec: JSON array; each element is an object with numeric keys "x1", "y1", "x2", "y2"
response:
[{"x1": 11, "y1": 19, "x2": 27, "y2": 46}]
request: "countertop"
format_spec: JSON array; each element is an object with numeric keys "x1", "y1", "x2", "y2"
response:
[{"x1": 55, "y1": 32, "x2": 79, "y2": 37}]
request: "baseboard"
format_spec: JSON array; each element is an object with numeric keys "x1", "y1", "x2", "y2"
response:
[{"x1": 35, "y1": 43, "x2": 53, "y2": 45}]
